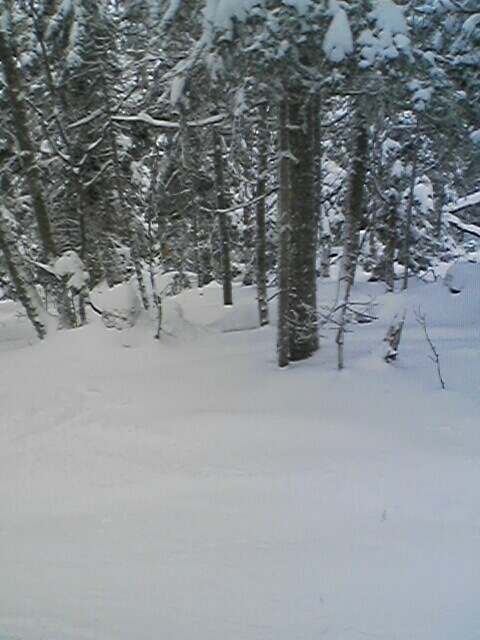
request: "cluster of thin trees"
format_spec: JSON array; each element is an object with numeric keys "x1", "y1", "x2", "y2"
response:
[{"x1": 0, "y1": 0, "x2": 478, "y2": 365}]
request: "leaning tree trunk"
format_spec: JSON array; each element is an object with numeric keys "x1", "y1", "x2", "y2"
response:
[
  {"x1": 255, "y1": 102, "x2": 269, "y2": 326},
  {"x1": 287, "y1": 87, "x2": 319, "y2": 362},
  {"x1": 277, "y1": 100, "x2": 291, "y2": 368},
  {"x1": 0, "y1": 212, "x2": 47, "y2": 339},
  {"x1": 213, "y1": 127, "x2": 233, "y2": 306},
  {"x1": 0, "y1": 26, "x2": 56, "y2": 261},
  {"x1": 335, "y1": 104, "x2": 368, "y2": 370}
]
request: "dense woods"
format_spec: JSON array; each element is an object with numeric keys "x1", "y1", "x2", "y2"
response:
[{"x1": 0, "y1": 0, "x2": 478, "y2": 365}]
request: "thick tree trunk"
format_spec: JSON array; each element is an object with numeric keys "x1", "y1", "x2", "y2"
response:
[
  {"x1": 213, "y1": 128, "x2": 233, "y2": 306},
  {"x1": 277, "y1": 100, "x2": 291, "y2": 368},
  {"x1": 0, "y1": 28, "x2": 56, "y2": 261},
  {"x1": 287, "y1": 88, "x2": 318, "y2": 362},
  {"x1": 335, "y1": 104, "x2": 368, "y2": 370},
  {"x1": 255, "y1": 103, "x2": 269, "y2": 326}
]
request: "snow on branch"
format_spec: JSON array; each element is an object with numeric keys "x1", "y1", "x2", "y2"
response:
[
  {"x1": 443, "y1": 191, "x2": 480, "y2": 238},
  {"x1": 444, "y1": 213, "x2": 480, "y2": 239},
  {"x1": 112, "y1": 112, "x2": 226, "y2": 129},
  {"x1": 445, "y1": 190, "x2": 480, "y2": 214}
]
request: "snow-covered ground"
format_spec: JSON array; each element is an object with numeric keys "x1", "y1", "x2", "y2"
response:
[{"x1": 1, "y1": 272, "x2": 479, "y2": 640}]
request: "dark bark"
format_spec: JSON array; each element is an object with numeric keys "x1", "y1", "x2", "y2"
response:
[
  {"x1": 384, "y1": 190, "x2": 398, "y2": 292},
  {"x1": 213, "y1": 128, "x2": 233, "y2": 306},
  {"x1": 0, "y1": 214, "x2": 47, "y2": 339},
  {"x1": 277, "y1": 100, "x2": 290, "y2": 368},
  {"x1": 0, "y1": 28, "x2": 56, "y2": 261},
  {"x1": 102, "y1": 75, "x2": 149, "y2": 310},
  {"x1": 403, "y1": 141, "x2": 417, "y2": 291},
  {"x1": 242, "y1": 202, "x2": 255, "y2": 286},
  {"x1": 287, "y1": 88, "x2": 319, "y2": 362},
  {"x1": 255, "y1": 103, "x2": 269, "y2": 326}
]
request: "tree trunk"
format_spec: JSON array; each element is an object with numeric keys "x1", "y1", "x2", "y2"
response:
[
  {"x1": 287, "y1": 88, "x2": 318, "y2": 362},
  {"x1": 102, "y1": 75, "x2": 149, "y2": 310},
  {"x1": 255, "y1": 103, "x2": 269, "y2": 326},
  {"x1": 242, "y1": 202, "x2": 255, "y2": 286},
  {"x1": 313, "y1": 90, "x2": 330, "y2": 279},
  {"x1": 179, "y1": 109, "x2": 203, "y2": 287},
  {"x1": 213, "y1": 128, "x2": 233, "y2": 306},
  {"x1": 0, "y1": 212, "x2": 47, "y2": 339},
  {"x1": 277, "y1": 100, "x2": 291, "y2": 368},
  {"x1": 0, "y1": 27, "x2": 56, "y2": 261},
  {"x1": 403, "y1": 141, "x2": 417, "y2": 291},
  {"x1": 335, "y1": 103, "x2": 368, "y2": 370},
  {"x1": 384, "y1": 190, "x2": 398, "y2": 292}
]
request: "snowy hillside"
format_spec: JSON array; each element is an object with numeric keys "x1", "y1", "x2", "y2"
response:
[{"x1": 1, "y1": 274, "x2": 480, "y2": 640}]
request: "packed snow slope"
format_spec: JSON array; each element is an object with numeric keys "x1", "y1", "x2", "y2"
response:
[{"x1": 1, "y1": 272, "x2": 480, "y2": 640}]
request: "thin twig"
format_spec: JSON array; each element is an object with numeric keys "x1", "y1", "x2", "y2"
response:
[{"x1": 415, "y1": 308, "x2": 446, "y2": 389}]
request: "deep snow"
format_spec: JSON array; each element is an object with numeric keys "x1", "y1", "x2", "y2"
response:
[{"x1": 1, "y1": 273, "x2": 479, "y2": 640}]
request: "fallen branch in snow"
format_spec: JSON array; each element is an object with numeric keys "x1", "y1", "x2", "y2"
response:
[
  {"x1": 85, "y1": 299, "x2": 102, "y2": 315},
  {"x1": 415, "y1": 308, "x2": 446, "y2": 390}
]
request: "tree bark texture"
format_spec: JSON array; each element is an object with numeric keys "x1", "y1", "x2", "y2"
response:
[
  {"x1": 335, "y1": 104, "x2": 368, "y2": 369},
  {"x1": 0, "y1": 213, "x2": 47, "y2": 339},
  {"x1": 384, "y1": 190, "x2": 398, "y2": 292},
  {"x1": 102, "y1": 75, "x2": 150, "y2": 311},
  {"x1": 255, "y1": 103, "x2": 269, "y2": 326},
  {"x1": 213, "y1": 128, "x2": 233, "y2": 306},
  {"x1": 277, "y1": 100, "x2": 291, "y2": 368},
  {"x1": 0, "y1": 27, "x2": 56, "y2": 261},
  {"x1": 287, "y1": 88, "x2": 319, "y2": 362},
  {"x1": 403, "y1": 141, "x2": 417, "y2": 291}
]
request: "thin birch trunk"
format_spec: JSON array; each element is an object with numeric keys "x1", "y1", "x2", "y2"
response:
[{"x1": 335, "y1": 103, "x2": 368, "y2": 370}]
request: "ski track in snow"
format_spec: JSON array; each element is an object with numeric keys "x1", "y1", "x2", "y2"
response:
[{"x1": 1, "y1": 279, "x2": 480, "y2": 640}]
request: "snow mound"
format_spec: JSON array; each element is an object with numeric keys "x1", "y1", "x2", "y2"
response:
[
  {"x1": 217, "y1": 303, "x2": 260, "y2": 333},
  {"x1": 0, "y1": 300, "x2": 37, "y2": 351},
  {"x1": 53, "y1": 250, "x2": 88, "y2": 291},
  {"x1": 444, "y1": 261, "x2": 480, "y2": 294},
  {"x1": 95, "y1": 281, "x2": 143, "y2": 330}
]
